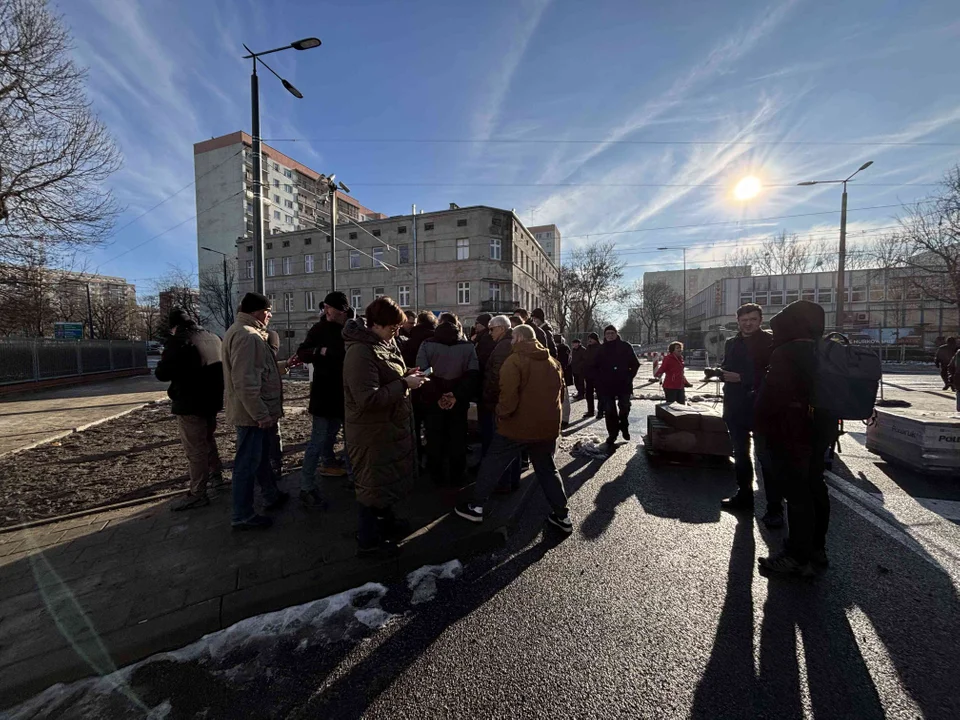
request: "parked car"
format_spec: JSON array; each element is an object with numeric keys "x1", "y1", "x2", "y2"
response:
[{"x1": 145, "y1": 341, "x2": 163, "y2": 355}]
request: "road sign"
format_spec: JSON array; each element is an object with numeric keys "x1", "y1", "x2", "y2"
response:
[{"x1": 54, "y1": 322, "x2": 84, "y2": 339}]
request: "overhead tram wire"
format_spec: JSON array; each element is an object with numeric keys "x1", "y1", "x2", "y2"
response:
[{"x1": 263, "y1": 137, "x2": 960, "y2": 148}]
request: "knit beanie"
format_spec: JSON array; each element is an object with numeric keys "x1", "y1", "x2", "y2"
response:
[{"x1": 240, "y1": 292, "x2": 272, "y2": 313}]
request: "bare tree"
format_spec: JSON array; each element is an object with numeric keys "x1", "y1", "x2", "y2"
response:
[
  {"x1": 199, "y1": 259, "x2": 238, "y2": 331},
  {"x1": 0, "y1": 0, "x2": 121, "y2": 264},
  {"x1": 90, "y1": 291, "x2": 134, "y2": 339},
  {"x1": 538, "y1": 265, "x2": 577, "y2": 334},
  {"x1": 632, "y1": 280, "x2": 683, "y2": 343},
  {"x1": 136, "y1": 294, "x2": 162, "y2": 341},
  {"x1": 725, "y1": 230, "x2": 824, "y2": 275},
  {"x1": 568, "y1": 241, "x2": 626, "y2": 334},
  {"x1": 155, "y1": 265, "x2": 205, "y2": 333}
]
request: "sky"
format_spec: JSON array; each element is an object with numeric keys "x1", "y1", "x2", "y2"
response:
[{"x1": 60, "y1": 0, "x2": 960, "y2": 301}]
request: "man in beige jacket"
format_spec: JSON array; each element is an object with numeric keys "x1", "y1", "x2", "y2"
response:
[{"x1": 223, "y1": 292, "x2": 289, "y2": 530}]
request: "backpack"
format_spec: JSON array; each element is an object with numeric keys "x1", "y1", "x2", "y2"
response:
[{"x1": 813, "y1": 332, "x2": 882, "y2": 420}]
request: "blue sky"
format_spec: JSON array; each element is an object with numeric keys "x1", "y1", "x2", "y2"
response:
[{"x1": 61, "y1": 0, "x2": 960, "y2": 297}]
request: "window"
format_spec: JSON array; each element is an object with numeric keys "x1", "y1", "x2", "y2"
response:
[
  {"x1": 272, "y1": 179, "x2": 280, "y2": 187},
  {"x1": 754, "y1": 291, "x2": 768, "y2": 306},
  {"x1": 267, "y1": 258, "x2": 275, "y2": 277},
  {"x1": 398, "y1": 226, "x2": 407, "y2": 234},
  {"x1": 282, "y1": 257, "x2": 292, "y2": 275},
  {"x1": 266, "y1": 242, "x2": 273, "y2": 249},
  {"x1": 786, "y1": 289, "x2": 799, "y2": 305},
  {"x1": 268, "y1": 294, "x2": 275, "y2": 306},
  {"x1": 273, "y1": 194, "x2": 280, "y2": 203},
  {"x1": 273, "y1": 209, "x2": 281, "y2": 220},
  {"x1": 305, "y1": 291, "x2": 316, "y2": 311},
  {"x1": 489, "y1": 282, "x2": 501, "y2": 302},
  {"x1": 801, "y1": 288, "x2": 815, "y2": 302},
  {"x1": 284, "y1": 200, "x2": 294, "y2": 209},
  {"x1": 490, "y1": 237, "x2": 502, "y2": 260},
  {"x1": 739, "y1": 292, "x2": 753, "y2": 305},
  {"x1": 769, "y1": 291, "x2": 784, "y2": 306},
  {"x1": 272, "y1": 162, "x2": 279, "y2": 171},
  {"x1": 424, "y1": 222, "x2": 434, "y2": 231},
  {"x1": 457, "y1": 238, "x2": 469, "y2": 260},
  {"x1": 373, "y1": 247, "x2": 384, "y2": 266},
  {"x1": 349, "y1": 232, "x2": 358, "y2": 240},
  {"x1": 284, "y1": 184, "x2": 292, "y2": 193},
  {"x1": 372, "y1": 229, "x2": 381, "y2": 237},
  {"x1": 350, "y1": 250, "x2": 360, "y2": 269},
  {"x1": 817, "y1": 288, "x2": 832, "y2": 304},
  {"x1": 272, "y1": 228, "x2": 280, "y2": 235},
  {"x1": 283, "y1": 169, "x2": 292, "y2": 178},
  {"x1": 246, "y1": 245, "x2": 253, "y2": 252},
  {"x1": 283, "y1": 292, "x2": 294, "y2": 312},
  {"x1": 457, "y1": 282, "x2": 470, "y2": 305},
  {"x1": 374, "y1": 286, "x2": 385, "y2": 299},
  {"x1": 492, "y1": 216, "x2": 502, "y2": 227},
  {"x1": 325, "y1": 252, "x2": 331, "y2": 271},
  {"x1": 870, "y1": 285, "x2": 884, "y2": 302},
  {"x1": 304, "y1": 254, "x2": 314, "y2": 273},
  {"x1": 852, "y1": 286, "x2": 866, "y2": 302},
  {"x1": 304, "y1": 237, "x2": 312, "y2": 245},
  {"x1": 282, "y1": 240, "x2": 290, "y2": 248},
  {"x1": 245, "y1": 260, "x2": 254, "y2": 279},
  {"x1": 285, "y1": 214, "x2": 293, "y2": 224},
  {"x1": 457, "y1": 218, "x2": 467, "y2": 227},
  {"x1": 399, "y1": 245, "x2": 410, "y2": 264},
  {"x1": 351, "y1": 288, "x2": 362, "y2": 308},
  {"x1": 398, "y1": 285, "x2": 411, "y2": 307},
  {"x1": 245, "y1": 201, "x2": 253, "y2": 213}
]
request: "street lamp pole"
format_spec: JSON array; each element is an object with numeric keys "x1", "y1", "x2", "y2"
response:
[
  {"x1": 200, "y1": 246, "x2": 233, "y2": 329},
  {"x1": 241, "y1": 38, "x2": 321, "y2": 296},
  {"x1": 322, "y1": 176, "x2": 350, "y2": 293},
  {"x1": 798, "y1": 160, "x2": 873, "y2": 332}
]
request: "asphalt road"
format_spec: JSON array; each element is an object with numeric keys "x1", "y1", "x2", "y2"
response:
[{"x1": 9, "y1": 370, "x2": 959, "y2": 719}]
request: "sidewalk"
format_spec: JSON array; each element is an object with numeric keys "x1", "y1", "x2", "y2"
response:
[
  {"x1": 0, "y1": 375, "x2": 169, "y2": 457},
  {"x1": 0, "y1": 459, "x2": 547, "y2": 707}
]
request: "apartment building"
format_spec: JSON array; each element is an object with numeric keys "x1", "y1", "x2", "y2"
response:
[
  {"x1": 193, "y1": 131, "x2": 384, "y2": 332},
  {"x1": 529, "y1": 224, "x2": 561, "y2": 265},
  {"x1": 233, "y1": 205, "x2": 559, "y2": 348}
]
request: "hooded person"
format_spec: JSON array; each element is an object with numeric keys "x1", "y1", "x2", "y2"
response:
[
  {"x1": 155, "y1": 309, "x2": 224, "y2": 511},
  {"x1": 570, "y1": 338, "x2": 587, "y2": 399},
  {"x1": 595, "y1": 325, "x2": 640, "y2": 446},
  {"x1": 935, "y1": 337, "x2": 958, "y2": 391},
  {"x1": 416, "y1": 315, "x2": 480, "y2": 487},
  {"x1": 472, "y1": 313, "x2": 497, "y2": 373},
  {"x1": 755, "y1": 300, "x2": 838, "y2": 577}
]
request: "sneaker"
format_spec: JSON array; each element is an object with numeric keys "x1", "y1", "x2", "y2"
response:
[
  {"x1": 582, "y1": 412, "x2": 594, "y2": 420},
  {"x1": 561, "y1": 421, "x2": 570, "y2": 429},
  {"x1": 318, "y1": 463, "x2": 348, "y2": 477},
  {"x1": 264, "y1": 491, "x2": 290, "y2": 512},
  {"x1": 758, "y1": 552, "x2": 815, "y2": 578},
  {"x1": 621, "y1": 428, "x2": 631, "y2": 441},
  {"x1": 455, "y1": 503, "x2": 483, "y2": 523},
  {"x1": 811, "y1": 548, "x2": 829, "y2": 568},
  {"x1": 299, "y1": 489, "x2": 328, "y2": 510},
  {"x1": 761, "y1": 510, "x2": 785, "y2": 528},
  {"x1": 171, "y1": 493, "x2": 210, "y2": 512},
  {"x1": 606, "y1": 436, "x2": 617, "y2": 447},
  {"x1": 944, "y1": 384, "x2": 951, "y2": 391},
  {"x1": 720, "y1": 494, "x2": 754, "y2": 512},
  {"x1": 547, "y1": 512, "x2": 573, "y2": 534},
  {"x1": 232, "y1": 514, "x2": 273, "y2": 531}
]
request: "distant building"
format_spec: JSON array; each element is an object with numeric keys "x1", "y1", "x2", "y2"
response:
[
  {"x1": 234, "y1": 205, "x2": 559, "y2": 350},
  {"x1": 643, "y1": 265, "x2": 751, "y2": 301},
  {"x1": 159, "y1": 287, "x2": 201, "y2": 323},
  {"x1": 529, "y1": 224, "x2": 562, "y2": 265}
]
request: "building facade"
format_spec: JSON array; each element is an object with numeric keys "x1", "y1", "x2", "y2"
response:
[
  {"x1": 193, "y1": 131, "x2": 384, "y2": 332},
  {"x1": 233, "y1": 205, "x2": 559, "y2": 348},
  {"x1": 529, "y1": 224, "x2": 562, "y2": 265},
  {"x1": 643, "y1": 265, "x2": 751, "y2": 302}
]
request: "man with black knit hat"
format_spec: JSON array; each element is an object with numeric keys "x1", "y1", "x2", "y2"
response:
[
  {"x1": 582, "y1": 332, "x2": 603, "y2": 418},
  {"x1": 472, "y1": 313, "x2": 496, "y2": 373},
  {"x1": 595, "y1": 325, "x2": 639, "y2": 446},
  {"x1": 530, "y1": 308, "x2": 557, "y2": 358},
  {"x1": 156, "y1": 309, "x2": 224, "y2": 511},
  {"x1": 296, "y1": 291, "x2": 351, "y2": 508},
  {"x1": 222, "y1": 292, "x2": 289, "y2": 530}
]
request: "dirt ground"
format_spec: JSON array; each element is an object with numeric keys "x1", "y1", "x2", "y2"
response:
[{"x1": 0, "y1": 380, "x2": 314, "y2": 529}]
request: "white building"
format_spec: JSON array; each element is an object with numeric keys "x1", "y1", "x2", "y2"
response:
[{"x1": 529, "y1": 224, "x2": 562, "y2": 265}]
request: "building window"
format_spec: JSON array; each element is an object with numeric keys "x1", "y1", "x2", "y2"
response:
[
  {"x1": 739, "y1": 292, "x2": 752, "y2": 305},
  {"x1": 267, "y1": 258, "x2": 275, "y2": 277},
  {"x1": 457, "y1": 218, "x2": 467, "y2": 227},
  {"x1": 285, "y1": 200, "x2": 294, "y2": 209},
  {"x1": 372, "y1": 229, "x2": 381, "y2": 237},
  {"x1": 272, "y1": 162, "x2": 279, "y2": 171},
  {"x1": 304, "y1": 254, "x2": 314, "y2": 273},
  {"x1": 769, "y1": 291, "x2": 784, "y2": 306},
  {"x1": 350, "y1": 250, "x2": 360, "y2": 269},
  {"x1": 285, "y1": 214, "x2": 293, "y2": 224},
  {"x1": 373, "y1": 247, "x2": 384, "y2": 266},
  {"x1": 851, "y1": 286, "x2": 866, "y2": 302},
  {"x1": 273, "y1": 194, "x2": 280, "y2": 203},
  {"x1": 374, "y1": 286, "x2": 385, "y2": 299},
  {"x1": 325, "y1": 252, "x2": 331, "y2": 271},
  {"x1": 424, "y1": 222, "x2": 434, "y2": 231},
  {"x1": 457, "y1": 282, "x2": 470, "y2": 305},
  {"x1": 490, "y1": 237, "x2": 502, "y2": 260},
  {"x1": 305, "y1": 291, "x2": 316, "y2": 311},
  {"x1": 817, "y1": 288, "x2": 833, "y2": 304},
  {"x1": 283, "y1": 292, "x2": 294, "y2": 312},
  {"x1": 245, "y1": 201, "x2": 253, "y2": 213},
  {"x1": 273, "y1": 210, "x2": 281, "y2": 220},
  {"x1": 492, "y1": 217, "x2": 502, "y2": 227},
  {"x1": 283, "y1": 169, "x2": 292, "y2": 178},
  {"x1": 266, "y1": 242, "x2": 273, "y2": 249},
  {"x1": 268, "y1": 294, "x2": 275, "y2": 306},
  {"x1": 282, "y1": 240, "x2": 290, "y2": 248},
  {"x1": 304, "y1": 237, "x2": 312, "y2": 245},
  {"x1": 272, "y1": 179, "x2": 279, "y2": 187},
  {"x1": 351, "y1": 288, "x2": 362, "y2": 308},
  {"x1": 801, "y1": 288, "x2": 815, "y2": 302},
  {"x1": 786, "y1": 290, "x2": 799, "y2": 305},
  {"x1": 489, "y1": 282, "x2": 501, "y2": 302},
  {"x1": 272, "y1": 228, "x2": 280, "y2": 235},
  {"x1": 282, "y1": 257, "x2": 292, "y2": 275},
  {"x1": 456, "y1": 237, "x2": 469, "y2": 260},
  {"x1": 245, "y1": 260, "x2": 254, "y2": 279},
  {"x1": 246, "y1": 245, "x2": 253, "y2": 252},
  {"x1": 399, "y1": 245, "x2": 410, "y2": 264},
  {"x1": 398, "y1": 226, "x2": 407, "y2": 234},
  {"x1": 349, "y1": 232, "x2": 358, "y2": 240},
  {"x1": 398, "y1": 285, "x2": 410, "y2": 307},
  {"x1": 284, "y1": 184, "x2": 293, "y2": 193}
]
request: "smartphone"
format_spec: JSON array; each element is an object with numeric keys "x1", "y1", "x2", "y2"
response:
[{"x1": 422, "y1": 367, "x2": 434, "y2": 377}]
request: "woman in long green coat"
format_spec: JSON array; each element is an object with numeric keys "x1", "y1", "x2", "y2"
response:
[{"x1": 342, "y1": 296, "x2": 428, "y2": 554}]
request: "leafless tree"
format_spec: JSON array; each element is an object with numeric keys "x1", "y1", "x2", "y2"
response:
[
  {"x1": 155, "y1": 265, "x2": 205, "y2": 333},
  {"x1": 90, "y1": 292, "x2": 134, "y2": 339},
  {"x1": 632, "y1": 280, "x2": 683, "y2": 343},
  {"x1": 538, "y1": 265, "x2": 577, "y2": 334},
  {"x1": 0, "y1": 0, "x2": 122, "y2": 264},
  {"x1": 567, "y1": 241, "x2": 626, "y2": 334},
  {"x1": 726, "y1": 230, "x2": 820, "y2": 275},
  {"x1": 136, "y1": 295, "x2": 162, "y2": 341},
  {"x1": 199, "y1": 259, "x2": 238, "y2": 331}
]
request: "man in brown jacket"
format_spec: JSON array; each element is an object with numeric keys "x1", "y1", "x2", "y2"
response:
[
  {"x1": 456, "y1": 324, "x2": 572, "y2": 533},
  {"x1": 222, "y1": 292, "x2": 289, "y2": 530}
]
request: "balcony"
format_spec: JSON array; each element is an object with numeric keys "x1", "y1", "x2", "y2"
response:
[{"x1": 480, "y1": 299, "x2": 519, "y2": 314}]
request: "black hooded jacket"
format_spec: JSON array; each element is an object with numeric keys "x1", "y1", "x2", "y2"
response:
[
  {"x1": 416, "y1": 321, "x2": 480, "y2": 405},
  {"x1": 402, "y1": 323, "x2": 435, "y2": 369},
  {"x1": 155, "y1": 323, "x2": 224, "y2": 416},
  {"x1": 298, "y1": 316, "x2": 346, "y2": 419},
  {"x1": 755, "y1": 300, "x2": 825, "y2": 443}
]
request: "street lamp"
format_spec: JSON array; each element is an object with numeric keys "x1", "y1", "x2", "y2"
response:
[
  {"x1": 242, "y1": 38, "x2": 321, "y2": 294},
  {"x1": 657, "y1": 246, "x2": 687, "y2": 338},
  {"x1": 200, "y1": 246, "x2": 233, "y2": 330},
  {"x1": 798, "y1": 160, "x2": 873, "y2": 331},
  {"x1": 319, "y1": 175, "x2": 351, "y2": 293}
]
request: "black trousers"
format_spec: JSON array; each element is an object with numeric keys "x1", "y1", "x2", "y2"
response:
[
  {"x1": 603, "y1": 393, "x2": 631, "y2": 439},
  {"x1": 727, "y1": 422, "x2": 780, "y2": 509},
  {"x1": 573, "y1": 373, "x2": 585, "y2": 397},
  {"x1": 585, "y1": 377, "x2": 598, "y2": 415},
  {"x1": 664, "y1": 388, "x2": 686, "y2": 404},
  {"x1": 423, "y1": 404, "x2": 469, "y2": 486}
]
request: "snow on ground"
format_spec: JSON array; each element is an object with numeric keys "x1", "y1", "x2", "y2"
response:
[{"x1": 407, "y1": 560, "x2": 463, "y2": 605}]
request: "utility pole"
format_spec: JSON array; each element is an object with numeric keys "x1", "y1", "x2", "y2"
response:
[
  {"x1": 329, "y1": 182, "x2": 338, "y2": 292},
  {"x1": 250, "y1": 61, "x2": 265, "y2": 295},
  {"x1": 221, "y1": 254, "x2": 232, "y2": 328},
  {"x1": 412, "y1": 204, "x2": 419, "y2": 311}
]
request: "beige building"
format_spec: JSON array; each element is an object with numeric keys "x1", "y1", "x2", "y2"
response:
[
  {"x1": 234, "y1": 205, "x2": 559, "y2": 347},
  {"x1": 529, "y1": 224, "x2": 561, "y2": 265}
]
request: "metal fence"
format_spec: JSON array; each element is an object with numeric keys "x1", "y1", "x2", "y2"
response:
[{"x1": 0, "y1": 339, "x2": 148, "y2": 385}]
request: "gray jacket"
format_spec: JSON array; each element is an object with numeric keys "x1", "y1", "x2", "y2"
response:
[{"x1": 416, "y1": 321, "x2": 480, "y2": 403}]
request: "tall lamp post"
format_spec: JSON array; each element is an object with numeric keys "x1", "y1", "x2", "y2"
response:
[
  {"x1": 200, "y1": 246, "x2": 233, "y2": 329},
  {"x1": 320, "y1": 175, "x2": 351, "y2": 292},
  {"x1": 798, "y1": 160, "x2": 874, "y2": 332},
  {"x1": 657, "y1": 246, "x2": 687, "y2": 338},
  {"x1": 242, "y1": 37, "x2": 321, "y2": 295}
]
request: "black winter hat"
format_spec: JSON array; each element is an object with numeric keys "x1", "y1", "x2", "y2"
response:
[
  {"x1": 588, "y1": 332, "x2": 600, "y2": 341},
  {"x1": 322, "y1": 291, "x2": 349, "y2": 311},
  {"x1": 168, "y1": 308, "x2": 193, "y2": 330},
  {"x1": 240, "y1": 292, "x2": 272, "y2": 313},
  {"x1": 475, "y1": 313, "x2": 492, "y2": 326},
  {"x1": 531, "y1": 308, "x2": 546, "y2": 321},
  {"x1": 603, "y1": 325, "x2": 618, "y2": 334}
]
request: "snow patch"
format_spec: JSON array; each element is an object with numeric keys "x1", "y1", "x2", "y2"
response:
[{"x1": 406, "y1": 560, "x2": 463, "y2": 605}]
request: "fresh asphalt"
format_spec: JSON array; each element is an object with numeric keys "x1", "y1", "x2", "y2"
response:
[{"x1": 10, "y1": 371, "x2": 958, "y2": 719}]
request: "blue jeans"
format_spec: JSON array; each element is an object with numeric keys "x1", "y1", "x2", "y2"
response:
[
  {"x1": 301, "y1": 415, "x2": 341, "y2": 492},
  {"x1": 473, "y1": 433, "x2": 567, "y2": 515},
  {"x1": 232, "y1": 426, "x2": 282, "y2": 524}
]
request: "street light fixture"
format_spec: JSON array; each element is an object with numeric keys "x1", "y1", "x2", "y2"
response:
[
  {"x1": 241, "y1": 38, "x2": 321, "y2": 294},
  {"x1": 797, "y1": 160, "x2": 874, "y2": 331},
  {"x1": 657, "y1": 246, "x2": 687, "y2": 338}
]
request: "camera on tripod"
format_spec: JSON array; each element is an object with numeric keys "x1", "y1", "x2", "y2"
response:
[{"x1": 702, "y1": 367, "x2": 725, "y2": 381}]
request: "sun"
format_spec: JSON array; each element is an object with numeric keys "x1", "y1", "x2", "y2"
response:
[{"x1": 734, "y1": 176, "x2": 762, "y2": 201}]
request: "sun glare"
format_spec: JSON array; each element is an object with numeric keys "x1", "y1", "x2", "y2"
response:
[{"x1": 734, "y1": 176, "x2": 762, "y2": 200}]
